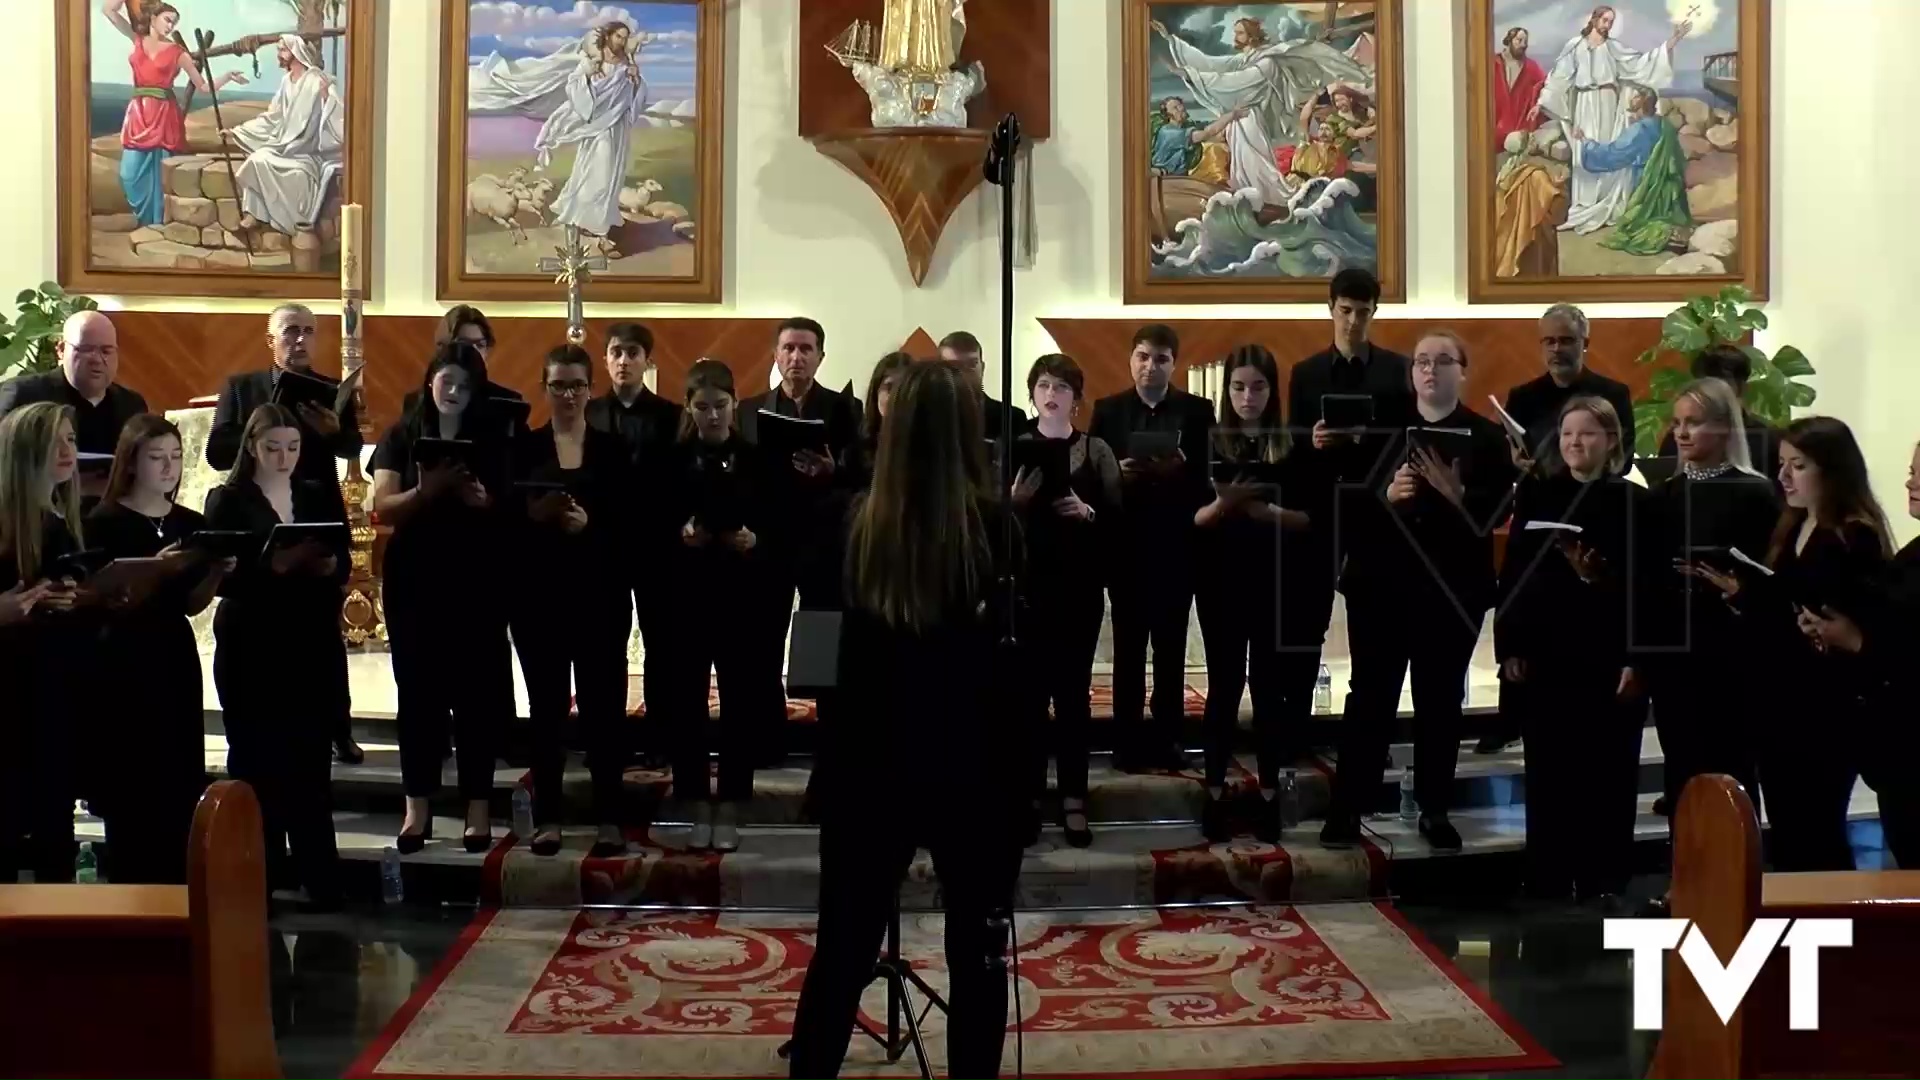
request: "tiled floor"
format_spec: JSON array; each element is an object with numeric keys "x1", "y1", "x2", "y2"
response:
[{"x1": 261, "y1": 894, "x2": 1660, "y2": 1079}]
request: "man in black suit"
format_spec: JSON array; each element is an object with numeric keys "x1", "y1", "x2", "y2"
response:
[
  {"x1": 0, "y1": 310, "x2": 149, "y2": 498},
  {"x1": 205, "y1": 304, "x2": 363, "y2": 764},
  {"x1": 206, "y1": 303, "x2": 362, "y2": 488},
  {"x1": 584, "y1": 321, "x2": 682, "y2": 755},
  {"x1": 1088, "y1": 323, "x2": 1216, "y2": 773},
  {"x1": 939, "y1": 330, "x2": 1026, "y2": 441},
  {"x1": 1502, "y1": 303, "x2": 1637, "y2": 475},
  {"x1": 739, "y1": 318, "x2": 863, "y2": 766},
  {"x1": 1321, "y1": 329, "x2": 1516, "y2": 853},
  {"x1": 1284, "y1": 269, "x2": 1413, "y2": 761}
]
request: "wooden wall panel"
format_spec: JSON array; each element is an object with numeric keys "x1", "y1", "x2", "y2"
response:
[
  {"x1": 106, "y1": 312, "x2": 788, "y2": 427},
  {"x1": 1039, "y1": 317, "x2": 1665, "y2": 418},
  {"x1": 798, "y1": 0, "x2": 1052, "y2": 138}
]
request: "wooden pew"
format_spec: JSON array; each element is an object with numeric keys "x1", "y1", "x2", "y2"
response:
[
  {"x1": 0, "y1": 780, "x2": 279, "y2": 1079},
  {"x1": 1652, "y1": 774, "x2": 1920, "y2": 1078}
]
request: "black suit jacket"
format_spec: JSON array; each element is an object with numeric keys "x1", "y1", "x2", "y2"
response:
[
  {"x1": 740, "y1": 381, "x2": 863, "y2": 456},
  {"x1": 1285, "y1": 345, "x2": 1414, "y2": 565},
  {"x1": 206, "y1": 368, "x2": 363, "y2": 491},
  {"x1": 1087, "y1": 386, "x2": 1215, "y2": 546},
  {"x1": 0, "y1": 372, "x2": 149, "y2": 455},
  {"x1": 1503, "y1": 369, "x2": 1637, "y2": 476},
  {"x1": 740, "y1": 382, "x2": 863, "y2": 584}
]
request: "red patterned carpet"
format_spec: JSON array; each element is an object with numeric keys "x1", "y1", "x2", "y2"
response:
[{"x1": 348, "y1": 903, "x2": 1553, "y2": 1078}]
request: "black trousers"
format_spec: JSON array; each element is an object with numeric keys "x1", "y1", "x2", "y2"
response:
[
  {"x1": 788, "y1": 807, "x2": 1024, "y2": 1079},
  {"x1": 1108, "y1": 565, "x2": 1194, "y2": 752},
  {"x1": 2, "y1": 711, "x2": 76, "y2": 884},
  {"x1": 215, "y1": 650, "x2": 341, "y2": 901},
  {"x1": 1758, "y1": 695, "x2": 1859, "y2": 873},
  {"x1": 390, "y1": 605, "x2": 511, "y2": 802},
  {"x1": 1333, "y1": 590, "x2": 1482, "y2": 818},
  {"x1": 1196, "y1": 583, "x2": 1283, "y2": 790},
  {"x1": 1025, "y1": 581, "x2": 1104, "y2": 800},
  {"x1": 1649, "y1": 654, "x2": 1759, "y2": 819},
  {"x1": 1863, "y1": 711, "x2": 1920, "y2": 868},
  {"x1": 668, "y1": 604, "x2": 762, "y2": 803},
  {"x1": 1517, "y1": 664, "x2": 1643, "y2": 897},
  {"x1": 1275, "y1": 565, "x2": 1339, "y2": 752},
  {"x1": 520, "y1": 598, "x2": 632, "y2": 827}
]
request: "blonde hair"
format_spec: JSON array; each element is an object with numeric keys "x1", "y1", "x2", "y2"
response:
[
  {"x1": 847, "y1": 362, "x2": 995, "y2": 632},
  {"x1": 1674, "y1": 377, "x2": 1758, "y2": 474},
  {"x1": 1556, "y1": 395, "x2": 1627, "y2": 476},
  {"x1": 0, "y1": 402, "x2": 84, "y2": 580}
]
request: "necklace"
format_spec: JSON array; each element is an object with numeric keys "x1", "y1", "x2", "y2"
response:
[
  {"x1": 1682, "y1": 460, "x2": 1735, "y2": 481},
  {"x1": 142, "y1": 512, "x2": 166, "y2": 538}
]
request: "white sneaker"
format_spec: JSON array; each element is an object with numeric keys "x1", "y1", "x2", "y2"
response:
[
  {"x1": 688, "y1": 801, "x2": 713, "y2": 850},
  {"x1": 712, "y1": 802, "x2": 740, "y2": 853}
]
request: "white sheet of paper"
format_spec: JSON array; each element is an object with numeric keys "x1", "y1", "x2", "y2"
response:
[
  {"x1": 1523, "y1": 520, "x2": 1584, "y2": 534},
  {"x1": 1729, "y1": 547, "x2": 1775, "y2": 576},
  {"x1": 1488, "y1": 395, "x2": 1528, "y2": 441}
]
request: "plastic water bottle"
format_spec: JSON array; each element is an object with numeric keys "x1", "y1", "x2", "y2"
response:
[
  {"x1": 512, "y1": 787, "x2": 535, "y2": 838},
  {"x1": 380, "y1": 846, "x2": 404, "y2": 905},
  {"x1": 1277, "y1": 768, "x2": 1301, "y2": 830},
  {"x1": 1313, "y1": 664, "x2": 1333, "y2": 715},
  {"x1": 1398, "y1": 767, "x2": 1419, "y2": 824},
  {"x1": 74, "y1": 841, "x2": 99, "y2": 884}
]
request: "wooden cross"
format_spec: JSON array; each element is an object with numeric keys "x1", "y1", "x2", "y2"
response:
[{"x1": 537, "y1": 225, "x2": 608, "y2": 345}]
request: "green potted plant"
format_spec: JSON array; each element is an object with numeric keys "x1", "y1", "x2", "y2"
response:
[
  {"x1": 0, "y1": 281, "x2": 99, "y2": 381},
  {"x1": 1632, "y1": 285, "x2": 1815, "y2": 457}
]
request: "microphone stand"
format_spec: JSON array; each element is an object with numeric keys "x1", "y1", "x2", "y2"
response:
[{"x1": 984, "y1": 113, "x2": 1022, "y2": 651}]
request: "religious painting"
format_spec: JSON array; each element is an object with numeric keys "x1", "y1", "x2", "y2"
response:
[
  {"x1": 55, "y1": 0, "x2": 376, "y2": 299},
  {"x1": 1121, "y1": 0, "x2": 1406, "y2": 304},
  {"x1": 437, "y1": 0, "x2": 726, "y2": 304},
  {"x1": 1465, "y1": 0, "x2": 1770, "y2": 301}
]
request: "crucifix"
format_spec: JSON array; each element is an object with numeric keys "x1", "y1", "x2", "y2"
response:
[{"x1": 538, "y1": 225, "x2": 607, "y2": 345}]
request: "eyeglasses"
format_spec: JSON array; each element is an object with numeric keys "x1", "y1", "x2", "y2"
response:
[
  {"x1": 547, "y1": 380, "x2": 590, "y2": 396},
  {"x1": 1412, "y1": 357, "x2": 1460, "y2": 372}
]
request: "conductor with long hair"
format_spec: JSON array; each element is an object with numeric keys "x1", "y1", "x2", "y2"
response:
[{"x1": 788, "y1": 362, "x2": 1024, "y2": 1079}]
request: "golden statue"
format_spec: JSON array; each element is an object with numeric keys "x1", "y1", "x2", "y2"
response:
[{"x1": 828, "y1": 0, "x2": 983, "y2": 128}]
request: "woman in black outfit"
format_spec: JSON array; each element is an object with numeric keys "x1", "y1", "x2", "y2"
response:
[
  {"x1": 89, "y1": 414, "x2": 230, "y2": 883},
  {"x1": 1192, "y1": 345, "x2": 1316, "y2": 844},
  {"x1": 205, "y1": 403, "x2": 350, "y2": 905},
  {"x1": 1644, "y1": 378, "x2": 1779, "y2": 824},
  {"x1": 666, "y1": 359, "x2": 766, "y2": 853},
  {"x1": 515, "y1": 346, "x2": 635, "y2": 858},
  {"x1": 1800, "y1": 438, "x2": 1920, "y2": 866},
  {"x1": 1689, "y1": 416, "x2": 1892, "y2": 871},
  {"x1": 840, "y1": 351, "x2": 913, "y2": 493},
  {"x1": 788, "y1": 362, "x2": 1024, "y2": 1080},
  {"x1": 0, "y1": 402, "x2": 88, "y2": 882},
  {"x1": 1012, "y1": 353, "x2": 1119, "y2": 848},
  {"x1": 371, "y1": 342, "x2": 517, "y2": 854},
  {"x1": 1497, "y1": 396, "x2": 1645, "y2": 900}
]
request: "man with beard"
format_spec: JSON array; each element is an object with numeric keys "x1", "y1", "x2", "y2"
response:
[
  {"x1": 740, "y1": 318, "x2": 862, "y2": 766},
  {"x1": 1502, "y1": 304, "x2": 1637, "y2": 477},
  {"x1": 1538, "y1": 5, "x2": 1691, "y2": 233},
  {"x1": 204, "y1": 303, "x2": 363, "y2": 764},
  {"x1": 220, "y1": 35, "x2": 344, "y2": 238},
  {"x1": 1492, "y1": 27, "x2": 1547, "y2": 151}
]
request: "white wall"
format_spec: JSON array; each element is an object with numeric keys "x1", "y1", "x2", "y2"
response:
[{"x1": 5, "y1": 0, "x2": 1916, "y2": 537}]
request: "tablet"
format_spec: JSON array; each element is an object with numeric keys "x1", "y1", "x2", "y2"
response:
[
  {"x1": 1127, "y1": 430, "x2": 1180, "y2": 462},
  {"x1": 1013, "y1": 437, "x2": 1073, "y2": 499},
  {"x1": 1321, "y1": 393, "x2": 1374, "y2": 430},
  {"x1": 48, "y1": 548, "x2": 112, "y2": 582},
  {"x1": 75, "y1": 451, "x2": 115, "y2": 475},
  {"x1": 1210, "y1": 459, "x2": 1283, "y2": 488},
  {"x1": 414, "y1": 438, "x2": 477, "y2": 472},
  {"x1": 1406, "y1": 425, "x2": 1473, "y2": 466},
  {"x1": 185, "y1": 529, "x2": 266, "y2": 561},
  {"x1": 265, "y1": 522, "x2": 350, "y2": 552}
]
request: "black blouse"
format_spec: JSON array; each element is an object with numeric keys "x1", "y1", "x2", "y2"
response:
[
  {"x1": 1495, "y1": 472, "x2": 1643, "y2": 667},
  {"x1": 667, "y1": 434, "x2": 765, "y2": 566},
  {"x1": 87, "y1": 501, "x2": 211, "y2": 625},
  {"x1": 370, "y1": 414, "x2": 515, "y2": 594},
  {"x1": 1733, "y1": 519, "x2": 1888, "y2": 697},
  {"x1": 1640, "y1": 469, "x2": 1780, "y2": 655},
  {"x1": 202, "y1": 479, "x2": 350, "y2": 628},
  {"x1": 514, "y1": 424, "x2": 633, "y2": 573},
  {"x1": 1015, "y1": 429, "x2": 1121, "y2": 585},
  {"x1": 1199, "y1": 432, "x2": 1327, "y2": 585}
]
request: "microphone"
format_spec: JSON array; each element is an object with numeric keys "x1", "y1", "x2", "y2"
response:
[{"x1": 983, "y1": 112, "x2": 1022, "y2": 187}]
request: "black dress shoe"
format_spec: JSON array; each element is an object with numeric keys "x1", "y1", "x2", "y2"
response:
[
  {"x1": 1062, "y1": 811, "x2": 1094, "y2": 849},
  {"x1": 1201, "y1": 794, "x2": 1233, "y2": 844},
  {"x1": 1419, "y1": 813, "x2": 1463, "y2": 853},
  {"x1": 588, "y1": 840, "x2": 628, "y2": 859},
  {"x1": 463, "y1": 829, "x2": 494, "y2": 854},
  {"x1": 1652, "y1": 796, "x2": 1671, "y2": 817},
  {"x1": 1251, "y1": 795, "x2": 1282, "y2": 845},
  {"x1": 1473, "y1": 734, "x2": 1516, "y2": 755},
  {"x1": 529, "y1": 834, "x2": 562, "y2": 857},
  {"x1": 396, "y1": 822, "x2": 433, "y2": 855},
  {"x1": 334, "y1": 737, "x2": 365, "y2": 765},
  {"x1": 1319, "y1": 814, "x2": 1362, "y2": 849}
]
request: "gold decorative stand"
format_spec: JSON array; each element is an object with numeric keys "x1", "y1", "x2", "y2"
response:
[{"x1": 337, "y1": 203, "x2": 385, "y2": 647}]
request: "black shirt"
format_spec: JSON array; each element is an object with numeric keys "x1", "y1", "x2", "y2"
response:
[
  {"x1": 1087, "y1": 386, "x2": 1216, "y2": 544},
  {"x1": 0, "y1": 372, "x2": 149, "y2": 456},
  {"x1": 514, "y1": 424, "x2": 634, "y2": 581},
  {"x1": 1639, "y1": 469, "x2": 1780, "y2": 655},
  {"x1": 1496, "y1": 472, "x2": 1643, "y2": 667},
  {"x1": 584, "y1": 386, "x2": 682, "y2": 468},
  {"x1": 1344, "y1": 401, "x2": 1518, "y2": 616},
  {"x1": 1504, "y1": 368, "x2": 1638, "y2": 475}
]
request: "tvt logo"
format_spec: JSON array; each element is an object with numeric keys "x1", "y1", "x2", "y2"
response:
[{"x1": 1604, "y1": 918, "x2": 1852, "y2": 1030}]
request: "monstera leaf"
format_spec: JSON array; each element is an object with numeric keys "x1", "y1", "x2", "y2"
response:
[{"x1": 1632, "y1": 286, "x2": 1814, "y2": 457}]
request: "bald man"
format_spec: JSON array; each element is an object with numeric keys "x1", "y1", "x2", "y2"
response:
[
  {"x1": 205, "y1": 303, "x2": 362, "y2": 483},
  {"x1": 0, "y1": 310, "x2": 149, "y2": 458}
]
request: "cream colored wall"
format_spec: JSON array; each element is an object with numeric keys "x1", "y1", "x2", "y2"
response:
[{"x1": 5, "y1": 0, "x2": 1916, "y2": 537}]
